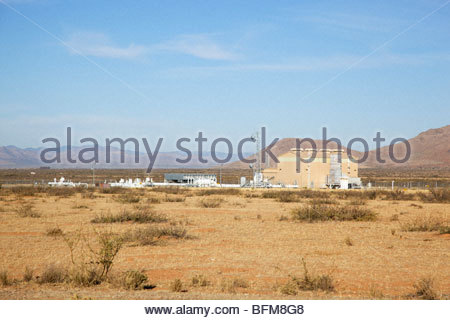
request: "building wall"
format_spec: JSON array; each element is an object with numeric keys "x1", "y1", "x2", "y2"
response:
[{"x1": 262, "y1": 150, "x2": 358, "y2": 188}]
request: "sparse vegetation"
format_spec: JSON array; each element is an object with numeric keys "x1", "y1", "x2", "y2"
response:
[
  {"x1": 123, "y1": 226, "x2": 189, "y2": 246},
  {"x1": 401, "y1": 216, "x2": 446, "y2": 232},
  {"x1": 38, "y1": 265, "x2": 67, "y2": 284},
  {"x1": 91, "y1": 207, "x2": 167, "y2": 224},
  {"x1": 15, "y1": 203, "x2": 40, "y2": 218},
  {"x1": 115, "y1": 193, "x2": 140, "y2": 204},
  {"x1": 170, "y1": 279, "x2": 184, "y2": 292},
  {"x1": 286, "y1": 259, "x2": 334, "y2": 293},
  {"x1": 23, "y1": 266, "x2": 34, "y2": 282},
  {"x1": 164, "y1": 195, "x2": 186, "y2": 202},
  {"x1": 191, "y1": 274, "x2": 210, "y2": 287},
  {"x1": 0, "y1": 270, "x2": 11, "y2": 286},
  {"x1": 418, "y1": 188, "x2": 450, "y2": 203},
  {"x1": 197, "y1": 188, "x2": 241, "y2": 196},
  {"x1": 120, "y1": 270, "x2": 149, "y2": 290},
  {"x1": 199, "y1": 197, "x2": 223, "y2": 208},
  {"x1": 46, "y1": 227, "x2": 64, "y2": 237},
  {"x1": 411, "y1": 278, "x2": 439, "y2": 300},
  {"x1": 291, "y1": 204, "x2": 377, "y2": 222},
  {"x1": 221, "y1": 278, "x2": 249, "y2": 293},
  {"x1": 344, "y1": 236, "x2": 354, "y2": 246}
]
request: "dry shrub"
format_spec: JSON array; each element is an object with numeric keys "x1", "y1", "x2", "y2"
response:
[
  {"x1": 151, "y1": 187, "x2": 191, "y2": 195},
  {"x1": 199, "y1": 197, "x2": 223, "y2": 208},
  {"x1": 349, "y1": 199, "x2": 367, "y2": 206},
  {"x1": 46, "y1": 227, "x2": 64, "y2": 237},
  {"x1": 286, "y1": 259, "x2": 334, "y2": 293},
  {"x1": 344, "y1": 236, "x2": 354, "y2": 246},
  {"x1": 15, "y1": 203, "x2": 40, "y2": 218},
  {"x1": 46, "y1": 187, "x2": 77, "y2": 198},
  {"x1": 91, "y1": 206, "x2": 167, "y2": 224},
  {"x1": 291, "y1": 204, "x2": 377, "y2": 222},
  {"x1": 23, "y1": 266, "x2": 34, "y2": 282},
  {"x1": 123, "y1": 226, "x2": 189, "y2": 246},
  {"x1": 0, "y1": 270, "x2": 11, "y2": 286},
  {"x1": 38, "y1": 265, "x2": 67, "y2": 284},
  {"x1": 197, "y1": 188, "x2": 241, "y2": 196},
  {"x1": 121, "y1": 270, "x2": 149, "y2": 290},
  {"x1": 191, "y1": 274, "x2": 210, "y2": 287},
  {"x1": 380, "y1": 189, "x2": 415, "y2": 201},
  {"x1": 401, "y1": 216, "x2": 446, "y2": 232},
  {"x1": 309, "y1": 198, "x2": 338, "y2": 205},
  {"x1": 440, "y1": 226, "x2": 450, "y2": 234},
  {"x1": 100, "y1": 187, "x2": 126, "y2": 194},
  {"x1": 411, "y1": 278, "x2": 439, "y2": 300},
  {"x1": 418, "y1": 188, "x2": 450, "y2": 203},
  {"x1": 164, "y1": 195, "x2": 186, "y2": 202},
  {"x1": 115, "y1": 193, "x2": 140, "y2": 204},
  {"x1": 146, "y1": 196, "x2": 162, "y2": 204},
  {"x1": 170, "y1": 279, "x2": 184, "y2": 292},
  {"x1": 11, "y1": 186, "x2": 38, "y2": 197},
  {"x1": 63, "y1": 228, "x2": 123, "y2": 286},
  {"x1": 221, "y1": 278, "x2": 249, "y2": 293},
  {"x1": 278, "y1": 215, "x2": 289, "y2": 221}
]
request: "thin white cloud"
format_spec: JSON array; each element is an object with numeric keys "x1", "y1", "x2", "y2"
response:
[
  {"x1": 65, "y1": 32, "x2": 148, "y2": 59},
  {"x1": 63, "y1": 32, "x2": 238, "y2": 61},
  {"x1": 156, "y1": 34, "x2": 238, "y2": 61},
  {"x1": 164, "y1": 52, "x2": 450, "y2": 76}
]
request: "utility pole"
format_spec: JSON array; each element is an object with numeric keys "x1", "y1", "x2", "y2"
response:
[{"x1": 92, "y1": 163, "x2": 96, "y2": 187}]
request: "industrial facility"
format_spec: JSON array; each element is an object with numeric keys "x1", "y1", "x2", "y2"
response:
[{"x1": 262, "y1": 148, "x2": 361, "y2": 189}]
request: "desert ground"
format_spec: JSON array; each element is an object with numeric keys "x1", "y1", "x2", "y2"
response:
[{"x1": 0, "y1": 171, "x2": 449, "y2": 300}]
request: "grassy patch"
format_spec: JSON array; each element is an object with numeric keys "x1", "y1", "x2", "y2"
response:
[
  {"x1": 38, "y1": 265, "x2": 67, "y2": 284},
  {"x1": 91, "y1": 206, "x2": 167, "y2": 224},
  {"x1": 115, "y1": 193, "x2": 140, "y2": 204},
  {"x1": 291, "y1": 204, "x2": 377, "y2": 222},
  {"x1": 401, "y1": 216, "x2": 446, "y2": 232},
  {"x1": 418, "y1": 188, "x2": 450, "y2": 203},
  {"x1": 15, "y1": 203, "x2": 40, "y2": 218},
  {"x1": 410, "y1": 278, "x2": 439, "y2": 300},
  {"x1": 199, "y1": 197, "x2": 223, "y2": 208},
  {"x1": 282, "y1": 259, "x2": 334, "y2": 294},
  {"x1": 123, "y1": 226, "x2": 189, "y2": 246},
  {"x1": 46, "y1": 227, "x2": 64, "y2": 237},
  {"x1": 197, "y1": 189, "x2": 241, "y2": 196}
]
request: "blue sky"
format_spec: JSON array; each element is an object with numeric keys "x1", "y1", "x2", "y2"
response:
[{"x1": 0, "y1": 0, "x2": 449, "y2": 152}]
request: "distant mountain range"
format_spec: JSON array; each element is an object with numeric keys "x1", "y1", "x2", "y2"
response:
[
  {"x1": 0, "y1": 145, "x2": 251, "y2": 169},
  {"x1": 1, "y1": 125, "x2": 449, "y2": 169},
  {"x1": 225, "y1": 125, "x2": 450, "y2": 169}
]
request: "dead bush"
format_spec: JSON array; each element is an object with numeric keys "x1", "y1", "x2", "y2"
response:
[
  {"x1": 411, "y1": 278, "x2": 439, "y2": 300},
  {"x1": 418, "y1": 188, "x2": 450, "y2": 203},
  {"x1": 23, "y1": 266, "x2": 34, "y2": 282},
  {"x1": 164, "y1": 195, "x2": 186, "y2": 202},
  {"x1": 191, "y1": 274, "x2": 210, "y2": 287},
  {"x1": 197, "y1": 189, "x2": 241, "y2": 196},
  {"x1": 123, "y1": 226, "x2": 189, "y2": 246},
  {"x1": 401, "y1": 216, "x2": 445, "y2": 232},
  {"x1": 199, "y1": 197, "x2": 223, "y2": 208},
  {"x1": 115, "y1": 193, "x2": 140, "y2": 204},
  {"x1": 46, "y1": 227, "x2": 64, "y2": 237},
  {"x1": 221, "y1": 278, "x2": 249, "y2": 293},
  {"x1": 38, "y1": 265, "x2": 67, "y2": 284},
  {"x1": 151, "y1": 187, "x2": 191, "y2": 195},
  {"x1": 0, "y1": 270, "x2": 11, "y2": 286},
  {"x1": 63, "y1": 228, "x2": 123, "y2": 285},
  {"x1": 289, "y1": 259, "x2": 334, "y2": 292},
  {"x1": 121, "y1": 270, "x2": 149, "y2": 290},
  {"x1": 291, "y1": 204, "x2": 376, "y2": 222},
  {"x1": 91, "y1": 206, "x2": 167, "y2": 224},
  {"x1": 15, "y1": 203, "x2": 40, "y2": 218},
  {"x1": 170, "y1": 279, "x2": 185, "y2": 292}
]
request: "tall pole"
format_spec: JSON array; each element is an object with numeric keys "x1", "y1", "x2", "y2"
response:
[{"x1": 92, "y1": 163, "x2": 95, "y2": 187}]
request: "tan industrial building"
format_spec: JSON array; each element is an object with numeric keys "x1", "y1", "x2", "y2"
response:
[{"x1": 262, "y1": 148, "x2": 360, "y2": 189}]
